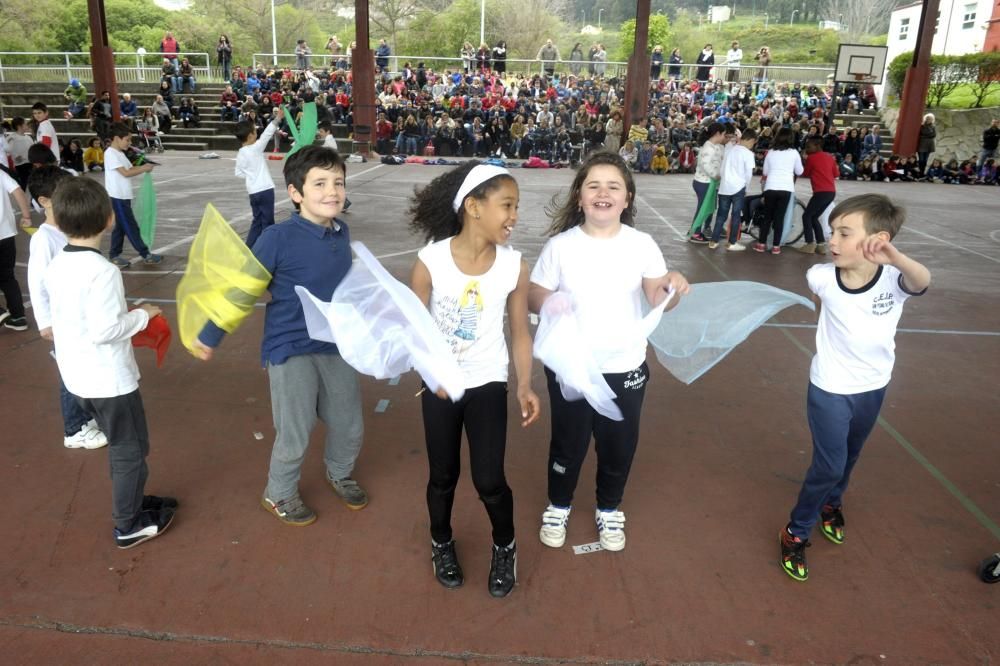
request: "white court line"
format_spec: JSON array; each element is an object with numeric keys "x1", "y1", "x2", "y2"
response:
[
  {"x1": 636, "y1": 194, "x2": 687, "y2": 241},
  {"x1": 154, "y1": 172, "x2": 208, "y2": 186},
  {"x1": 374, "y1": 248, "x2": 421, "y2": 260},
  {"x1": 763, "y1": 323, "x2": 1000, "y2": 337},
  {"x1": 148, "y1": 163, "x2": 385, "y2": 256},
  {"x1": 904, "y1": 225, "x2": 1000, "y2": 265},
  {"x1": 352, "y1": 192, "x2": 409, "y2": 200}
]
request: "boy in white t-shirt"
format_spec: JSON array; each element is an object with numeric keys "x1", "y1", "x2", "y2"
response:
[
  {"x1": 26, "y1": 165, "x2": 109, "y2": 449},
  {"x1": 104, "y1": 123, "x2": 162, "y2": 267},
  {"x1": 780, "y1": 194, "x2": 931, "y2": 582},
  {"x1": 709, "y1": 127, "x2": 756, "y2": 251},
  {"x1": 31, "y1": 103, "x2": 60, "y2": 164}
]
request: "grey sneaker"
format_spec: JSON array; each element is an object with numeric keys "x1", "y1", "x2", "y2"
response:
[
  {"x1": 143, "y1": 253, "x2": 164, "y2": 264},
  {"x1": 110, "y1": 256, "x2": 130, "y2": 268},
  {"x1": 261, "y1": 495, "x2": 316, "y2": 526},
  {"x1": 328, "y1": 477, "x2": 368, "y2": 510}
]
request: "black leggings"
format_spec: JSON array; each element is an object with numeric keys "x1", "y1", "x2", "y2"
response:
[
  {"x1": 759, "y1": 190, "x2": 792, "y2": 247},
  {"x1": 545, "y1": 363, "x2": 649, "y2": 511},
  {"x1": 802, "y1": 191, "x2": 836, "y2": 244},
  {"x1": 0, "y1": 237, "x2": 24, "y2": 318},
  {"x1": 422, "y1": 381, "x2": 513, "y2": 546}
]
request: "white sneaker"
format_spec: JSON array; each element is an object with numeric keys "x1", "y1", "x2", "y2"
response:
[
  {"x1": 726, "y1": 242, "x2": 747, "y2": 252},
  {"x1": 64, "y1": 421, "x2": 108, "y2": 449},
  {"x1": 596, "y1": 508, "x2": 626, "y2": 551},
  {"x1": 539, "y1": 505, "x2": 571, "y2": 548}
]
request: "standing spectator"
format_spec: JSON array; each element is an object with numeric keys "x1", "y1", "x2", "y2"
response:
[
  {"x1": 977, "y1": 118, "x2": 999, "y2": 169},
  {"x1": 593, "y1": 43, "x2": 607, "y2": 78},
  {"x1": 461, "y1": 42, "x2": 475, "y2": 74},
  {"x1": 345, "y1": 41, "x2": 356, "y2": 69},
  {"x1": 917, "y1": 113, "x2": 936, "y2": 174},
  {"x1": 89, "y1": 91, "x2": 114, "y2": 141},
  {"x1": 604, "y1": 109, "x2": 623, "y2": 153},
  {"x1": 587, "y1": 43, "x2": 598, "y2": 77},
  {"x1": 295, "y1": 40, "x2": 312, "y2": 70},
  {"x1": 63, "y1": 79, "x2": 88, "y2": 119},
  {"x1": 476, "y1": 43, "x2": 491, "y2": 73},
  {"x1": 217, "y1": 35, "x2": 233, "y2": 82},
  {"x1": 493, "y1": 41, "x2": 508, "y2": 76},
  {"x1": 536, "y1": 39, "x2": 561, "y2": 78},
  {"x1": 726, "y1": 41, "x2": 743, "y2": 83},
  {"x1": 325, "y1": 35, "x2": 341, "y2": 67},
  {"x1": 754, "y1": 46, "x2": 771, "y2": 85},
  {"x1": 376, "y1": 39, "x2": 391, "y2": 71},
  {"x1": 32, "y1": 103, "x2": 60, "y2": 163},
  {"x1": 668, "y1": 48, "x2": 683, "y2": 79},
  {"x1": 650, "y1": 45, "x2": 664, "y2": 80},
  {"x1": 160, "y1": 31, "x2": 179, "y2": 63},
  {"x1": 569, "y1": 43, "x2": 584, "y2": 77},
  {"x1": 695, "y1": 44, "x2": 714, "y2": 82}
]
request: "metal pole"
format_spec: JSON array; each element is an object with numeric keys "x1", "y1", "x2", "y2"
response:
[
  {"x1": 764, "y1": 13, "x2": 768, "y2": 28},
  {"x1": 65, "y1": 53, "x2": 72, "y2": 82},
  {"x1": 271, "y1": 0, "x2": 278, "y2": 66},
  {"x1": 598, "y1": 8, "x2": 604, "y2": 29},
  {"x1": 790, "y1": 9, "x2": 798, "y2": 25},
  {"x1": 480, "y1": 0, "x2": 485, "y2": 47}
]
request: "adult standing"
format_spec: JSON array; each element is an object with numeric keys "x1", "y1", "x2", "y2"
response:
[
  {"x1": 160, "y1": 31, "x2": 179, "y2": 64},
  {"x1": 325, "y1": 35, "x2": 341, "y2": 67},
  {"x1": 492, "y1": 41, "x2": 508, "y2": 76},
  {"x1": 476, "y1": 43, "x2": 491, "y2": 73},
  {"x1": 295, "y1": 40, "x2": 312, "y2": 70},
  {"x1": 726, "y1": 41, "x2": 743, "y2": 84},
  {"x1": 593, "y1": 44, "x2": 607, "y2": 78},
  {"x1": 217, "y1": 35, "x2": 233, "y2": 82},
  {"x1": 695, "y1": 44, "x2": 714, "y2": 83},
  {"x1": 461, "y1": 42, "x2": 475, "y2": 74},
  {"x1": 917, "y1": 113, "x2": 936, "y2": 173},
  {"x1": 754, "y1": 46, "x2": 771, "y2": 85},
  {"x1": 376, "y1": 39, "x2": 391, "y2": 72},
  {"x1": 587, "y1": 44, "x2": 598, "y2": 77},
  {"x1": 536, "y1": 39, "x2": 561, "y2": 79},
  {"x1": 977, "y1": 118, "x2": 1000, "y2": 169},
  {"x1": 570, "y1": 43, "x2": 584, "y2": 77},
  {"x1": 650, "y1": 46, "x2": 664, "y2": 80},
  {"x1": 604, "y1": 110, "x2": 623, "y2": 153},
  {"x1": 668, "y1": 48, "x2": 683, "y2": 80}
]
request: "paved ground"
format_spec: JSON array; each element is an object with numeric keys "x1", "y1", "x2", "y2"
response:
[{"x1": 1, "y1": 152, "x2": 999, "y2": 665}]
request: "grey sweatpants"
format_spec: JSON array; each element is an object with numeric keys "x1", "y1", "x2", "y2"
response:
[{"x1": 265, "y1": 353, "x2": 364, "y2": 501}]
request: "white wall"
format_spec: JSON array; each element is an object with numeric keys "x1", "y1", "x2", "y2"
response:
[{"x1": 886, "y1": 0, "x2": 993, "y2": 67}]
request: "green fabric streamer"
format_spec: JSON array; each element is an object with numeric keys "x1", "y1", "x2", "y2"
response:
[
  {"x1": 136, "y1": 172, "x2": 157, "y2": 248},
  {"x1": 688, "y1": 178, "x2": 719, "y2": 237},
  {"x1": 283, "y1": 101, "x2": 318, "y2": 159}
]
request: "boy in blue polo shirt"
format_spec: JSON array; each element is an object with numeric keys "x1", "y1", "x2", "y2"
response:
[{"x1": 194, "y1": 146, "x2": 366, "y2": 526}]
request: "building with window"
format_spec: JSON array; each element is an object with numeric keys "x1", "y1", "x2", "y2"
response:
[{"x1": 886, "y1": 0, "x2": 994, "y2": 67}]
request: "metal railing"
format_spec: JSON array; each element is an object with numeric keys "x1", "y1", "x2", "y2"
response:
[
  {"x1": 0, "y1": 51, "x2": 212, "y2": 84},
  {"x1": 0, "y1": 50, "x2": 833, "y2": 88}
]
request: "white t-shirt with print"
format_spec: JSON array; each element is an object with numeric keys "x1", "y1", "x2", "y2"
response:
[
  {"x1": 808, "y1": 262, "x2": 923, "y2": 394},
  {"x1": 531, "y1": 224, "x2": 668, "y2": 373},
  {"x1": 104, "y1": 147, "x2": 133, "y2": 200},
  {"x1": 418, "y1": 238, "x2": 521, "y2": 390}
]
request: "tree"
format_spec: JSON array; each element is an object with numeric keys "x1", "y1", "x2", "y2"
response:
[
  {"x1": 615, "y1": 14, "x2": 671, "y2": 62},
  {"x1": 370, "y1": 0, "x2": 424, "y2": 57},
  {"x1": 927, "y1": 54, "x2": 970, "y2": 108},
  {"x1": 961, "y1": 52, "x2": 1000, "y2": 108},
  {"x1": 820, "y1": 0, "x2": 896, "y2": 42}
]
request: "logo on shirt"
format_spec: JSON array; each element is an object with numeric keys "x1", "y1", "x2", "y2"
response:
[
  {"x1": 871, "y1": 291, "x2": 896, "y2": 316},
  {"x1": 453, "y1": 280, "x2": 482, "y2": 341}
]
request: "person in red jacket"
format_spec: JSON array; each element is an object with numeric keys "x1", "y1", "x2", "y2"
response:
[{"x1": 798, "y1": 136, "x2": 839, "y2": 255}]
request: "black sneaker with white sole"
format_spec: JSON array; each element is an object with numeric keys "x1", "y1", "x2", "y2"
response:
[
  {"x1": 431, "y1": 539, "x2": 464, "y2": 589},
  {"x1": 488, "y1": 542, "x2": 517, "y2": 598},
  {"x1": 3, "y1": 316, "x2": 28, "y2": 331},
  {"x1": 114, "y1": 508, "x2": 175, "y2": 549}
]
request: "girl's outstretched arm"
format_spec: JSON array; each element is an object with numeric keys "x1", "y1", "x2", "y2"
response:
[
  {"x1": 643, "y1": 271, "x2": 690, "y2": 312},
  {"x1": 508, "y1": 260, "x2": 540, "y2": 427},
  {"x1": 527, "y1": 282, "x2": 553, "y2": 314}
]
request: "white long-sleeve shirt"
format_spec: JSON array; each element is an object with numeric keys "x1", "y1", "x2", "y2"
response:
[
  {"x1": 235, "y1": 120, "x2": 280, "y2": 195},
  {"x1": 26, "y1": 223, "x2": 66, "y2": 331},
  {"x1": 44, "y1": 246, "x2": 149, "y2": 398},
  {"x1": 762, "y1": 148, "x2": 803, "y2": 192}
]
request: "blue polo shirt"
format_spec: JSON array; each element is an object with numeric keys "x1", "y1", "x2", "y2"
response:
[{"x1": 198, "y1": 212, "x2": 352, "y2": 366}]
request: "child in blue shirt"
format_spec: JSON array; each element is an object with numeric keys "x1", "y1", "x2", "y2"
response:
[{"x1": 195, "y1": 146, "x2": 367, "y2": 526}]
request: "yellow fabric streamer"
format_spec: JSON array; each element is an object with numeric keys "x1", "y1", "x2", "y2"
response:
[{"x1": 176, "y1": 204, "x2": 272, "y2": 355}]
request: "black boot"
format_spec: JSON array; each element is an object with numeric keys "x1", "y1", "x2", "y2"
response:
[
  {"x1": 431, "y1": 540, "x2": 464, "y2": 589},
  {"x1": 488, "y1": 541, "x2": 516, "y2": 598}
]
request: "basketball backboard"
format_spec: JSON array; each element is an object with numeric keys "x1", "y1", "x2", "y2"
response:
[{"x1": 834, "y1": 44, "x2": 889, "y2": 84}]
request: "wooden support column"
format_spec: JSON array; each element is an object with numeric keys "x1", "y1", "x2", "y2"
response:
[
  {"x1": 622, "y1": 0, "x2": 652, "y2": 139},
  {"x1": 894, "y1": 0, "x2": 940, "y2": 155},
  {"x1": 352, "y1": 0, "x2": 375, "y2": 155},
  {"x1": 87, "y1": 0, "x2": 120, "y2": 121}
]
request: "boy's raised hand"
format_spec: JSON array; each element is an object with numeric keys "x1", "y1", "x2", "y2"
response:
[{"x1": 860, "y1": 236, "x2": 900, "y2": 266}]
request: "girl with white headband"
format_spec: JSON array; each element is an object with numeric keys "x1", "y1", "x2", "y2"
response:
[
  {"x1": 529, "y1": 151, "x2": 690, "y2": 553},
  {"x1": 409, "y1": 161, "x2": 540, "y2": 598}
]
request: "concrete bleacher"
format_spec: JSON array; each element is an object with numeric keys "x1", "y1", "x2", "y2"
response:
[
  {"x1": 0, "y1": 80, "x2": 353, "y2": 153},
  {"x1": 833, "y1": 110, "x2": 894, "y2": 158}
]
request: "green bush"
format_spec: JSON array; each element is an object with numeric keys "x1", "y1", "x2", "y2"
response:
[
  {"x1": 889, "y1": 50, "x2": 1000, "y2": 108},
  {"x1": 887, "y1": 51, "x2": 912, "y2": 93}
]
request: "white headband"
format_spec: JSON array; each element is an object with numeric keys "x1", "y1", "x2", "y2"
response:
[{"x1": 452, "y1": 164, "x2": 510, "y2": 213}]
